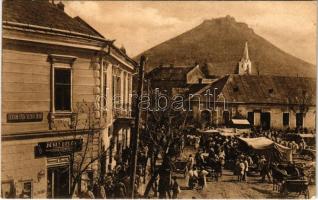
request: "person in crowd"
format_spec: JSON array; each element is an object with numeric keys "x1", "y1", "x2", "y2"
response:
[
  {"x1": 187, "y1": 167, "x2": 195, "y2": 189},
  {"x1": 238, "y1": 158, "x2": 245, "y2": 182},
  {"x1": 180, "y1": 135, "x2": 185, "y2": 153},
  {"x1": 258, "y1": 155, "x2": 266, "y2": 172},
  {"x1": 171, "y1": 176, "x2": 181, "y2": 199},
  {"x1": 198, "y1": 168, "x2": 209, "y2": 190},
  {"x1": 87, "y1": 185, "x2": 95, "y2": 199},
  {"x1": 260, "y1": 160, "x2": 272, "y2": 183},
  {"x1": 99, "y1": 183, "x2": 107, "y2": 199},
  {"x1": 243, "y1": 157, "x2": 249, "y2": 182},
  {"x1": 195, "y1": 151, "x2": 204, "y2": 168},
  {"x1": 193, "y1": 166, "x2": 199, "y2": 180},
  {"x1": 104, "y1": 173, "x2": 114, "y2": 198},
  {"x1": 92, "y1": 181, "x2": 100, "y2": 198},
  {"x1": 188, "y1": 154, "x2": 194, "y2": 170},
  {"x1": 194, "y1": 136, "x2": 200, "y2": 150},
  {"x1": 113, "y1": 179, "x2": 127, "y2": 198}
]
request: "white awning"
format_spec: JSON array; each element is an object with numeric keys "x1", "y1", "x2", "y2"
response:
[
  {"x1": 198, "y1": 129, "x2": 219, "y2": 134},
  {"x1": 231, "y1": 119, "x2": 250, "y2": 125},
  {"x1": 299, "y1": 134, "x2": 315, "y2": 138}
]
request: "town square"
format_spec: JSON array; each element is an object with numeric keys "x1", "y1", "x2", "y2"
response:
[{"x1": 1, "y1": 0, "x2": 316, "y2": 199}]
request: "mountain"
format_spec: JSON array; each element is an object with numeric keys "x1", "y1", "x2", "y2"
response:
[{"x1": 136, "y1": 16, "x2": 316, "y2": 77}]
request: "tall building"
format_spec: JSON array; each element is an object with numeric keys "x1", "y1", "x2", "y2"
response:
[{"x1": 1, "y1": 0, "x2": 136, "y2": 198}]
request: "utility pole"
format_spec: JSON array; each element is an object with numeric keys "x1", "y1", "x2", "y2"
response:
[{"x1": 130, "y1": 55, "x2": 147, "y2": 198}]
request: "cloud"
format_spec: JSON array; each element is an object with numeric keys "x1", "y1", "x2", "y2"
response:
[{"x1": 64, "y1": 1, "x2": 316, "y2": 64}]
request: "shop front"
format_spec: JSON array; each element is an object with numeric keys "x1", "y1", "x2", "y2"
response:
[{"x1": 1, "y1": 136, "x2": 84, "y2": 198}]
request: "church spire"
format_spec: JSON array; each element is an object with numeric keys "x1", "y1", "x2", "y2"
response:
[
  {"x1": 238, "y1": 41, "x2": 252, "y2": 75},
  {"x1": 242, "y1": 41, "x2": 249, "y2": 60}
]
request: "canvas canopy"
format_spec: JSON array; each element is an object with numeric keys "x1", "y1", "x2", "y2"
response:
[
  {"x1": 198, "y1": 129, "x2": 219, "y2": 135},
  {"x1": 231, "y1": 119, "x2": 250, "y2": 125},
  {"x1": 299, "y1": 134, "x2": 315, "y2": 138},
  {"x1": 238, "y1": 137, "x2": 292, "y2": 161},
  {"x1": 229, "y1": 119, "x2": 251, "y2": 131},
  {"x1": 217, "y1": 128, "x2": 241, "y2": 137}
]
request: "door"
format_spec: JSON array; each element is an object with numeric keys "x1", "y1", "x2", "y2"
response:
[
  {"x1": 223, "y1": 111, "x2": 230, "y2": 126},
  {"x1": 261, "y1": 112, "x2": 271, "y2": 130},
  {"x1": 296, "y1": 113, "x2": 303, "y2": 129},
  {"x1": 47, "y1": 165, "x2": 70, "y2": 198},
  {"x1": 247, "y1": 112, "x2": 254, "y2": 126}
]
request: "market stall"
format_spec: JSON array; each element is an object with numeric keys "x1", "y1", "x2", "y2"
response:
[
  {"x1": 238, "y1": 137, "x2": 293, "y2": 162},
  {"x1": 229, "y1": 119, "x2": 252, "y2": 134}
]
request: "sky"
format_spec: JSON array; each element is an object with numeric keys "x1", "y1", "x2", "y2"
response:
[{"x1": 64, "y1": 1, "x2": 317, "y2": 64}]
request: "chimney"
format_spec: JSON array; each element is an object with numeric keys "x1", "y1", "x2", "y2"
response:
[{"x1": 57, "y1": 2, "x2": 65, "y2": 11}]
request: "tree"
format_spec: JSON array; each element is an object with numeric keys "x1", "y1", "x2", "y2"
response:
[
  {"x1": 141, "y1": 107, "x2": 187, "y2": 198},
  {"x1": 51, "y1": 100, "x2": 109, "y2": 197}
]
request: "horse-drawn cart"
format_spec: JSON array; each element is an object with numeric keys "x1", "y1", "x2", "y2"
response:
[
  {"x1": 173, "y1": 160, "x2": 188, "y2": 178},
  {"x1": 280, "y1": 179, "x2": 310, "y2": 199}
]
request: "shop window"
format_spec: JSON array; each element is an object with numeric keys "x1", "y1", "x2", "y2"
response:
[
  {"x1": 1, "y1": 180, "x2": 15, "y2": 198},
  {"x1": 283, "y1": 113, "x2": 289, "y2": 127},
  {"x1": 20, "y1": 181, "x2": 32, "y2": 198},
  {"x1": 54, "y1": 68, "x2": 71, "y2": 111}
]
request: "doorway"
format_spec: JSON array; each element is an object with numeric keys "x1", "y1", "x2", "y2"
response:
[
  {"x1": 201, "y1": 110, "x2": 211, "y2": 127},
  {"x1": 247, "y1": 112, "x2": 254, "y2": 126},
  {"x1": 296, "y1": 113, "x2": 304, "y2": 129},
  {"x1": 223, "y1": 111, "x2": 230, "y2": 126},
  {"x1": 261, "y1": 112, "x2": 271, "y2": 130},
  {"x1": 47, "y1": 165, "x2": 70, "y2": 198}
]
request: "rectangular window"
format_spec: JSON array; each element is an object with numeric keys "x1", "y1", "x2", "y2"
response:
[
  {"x1": 103, "y1": 72, "x2": 107, "y2": 107},
  {"x1": 247, "y1": 112, "x2": 254, "y2": 125},
  {"x1": 123, "y1": 73, "x2": 126, "y2": 110},
  {"x1": 54, "y1": 68, "x2": 71, "y2": 111},
  {"x1": 128, "y1": 75, "x2": 132, "y2": 115},
  {"x1": 22, "y1": 181, "x2": 32, "y2": 198},
  {"x1": 116, "y1": 76, "x2": 121, "y2": 108},
  {"x1": 1, "y1": 180, "x2": 14, "y2": 198},
  {"x1": 283, "y1": 113, "x2": 289, "y2": 127},
  {"x1": 112, "y1": 75, "x2": 115, "y2": 108}
]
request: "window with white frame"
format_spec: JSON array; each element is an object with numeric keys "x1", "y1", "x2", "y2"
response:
[{"x1": 49, "y1": 54, "x2": 76, "y2": 113}]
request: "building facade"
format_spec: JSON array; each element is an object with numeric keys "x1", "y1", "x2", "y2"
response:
[
  {"x1": 189, "y1": 75, "x2": 316, "y2": 131},
  {"x1": 2, "y1": 0, "x2": 135, "y2": 198}
]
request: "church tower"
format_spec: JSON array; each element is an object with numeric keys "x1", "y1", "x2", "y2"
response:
[{"x1": 238, "y1": 42, "x2": 252, "y2": 75}]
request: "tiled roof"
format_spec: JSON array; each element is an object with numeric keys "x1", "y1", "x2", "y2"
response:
[
  {"x1": 3, "y1": 0, "x2": 103, "y2": 38},
  {"x1": 200, "y1": 62, "x2": 238, "y2": 77},
  {"x1": 146, "y1": 66, "x2": 195, "y2": 81},
  {"x1": 195, "y1": 75, "x2": 316, "y2": 105}
]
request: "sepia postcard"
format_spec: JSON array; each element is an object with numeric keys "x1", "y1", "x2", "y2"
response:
[{"x1": 1, "y1": 0, "x2": 316, "y2": 199}]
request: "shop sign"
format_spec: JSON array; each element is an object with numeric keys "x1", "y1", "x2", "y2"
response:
[
  {"x1": 7, "y1": 112, "x2": 43, "y2": 123},
  {"x1": 35, "y1": 139, "x2": 83, "y2": 157}
]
